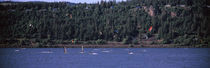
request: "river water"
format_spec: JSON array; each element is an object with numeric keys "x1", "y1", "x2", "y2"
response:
[{"x1": 0, "y1": 48, "x2": 210, "y2": 68}]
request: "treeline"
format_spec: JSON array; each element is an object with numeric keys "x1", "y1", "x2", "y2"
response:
[{"x1": 0, "y1": 0, "x2": 209, "y2": 47}]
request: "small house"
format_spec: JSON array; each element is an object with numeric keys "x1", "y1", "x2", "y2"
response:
[
  {"x1": 207, "y1": 5, "x2": 210, "y2": 8},
  {"x1": 85, "y1": 6, "x2": 89, "y2": 9},
  {"x1": 165, "y1": 5, "x2": 171, "y2": 8},
  {"x1": 179, "y1": 5, "x2": 185, "y2": 7}
]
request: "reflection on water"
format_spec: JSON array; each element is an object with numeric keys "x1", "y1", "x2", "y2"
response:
[
  {"x1": 101, "y1": 50, "x2": 110, "y2": 53},
  {"x1": 40, "y1": 51, "x2": 53, "y2": 54},
  {"x1": 142, "y1": 49, "x2": 147, "y2": 52},
  {"x1": 0, "y1": 48, "x2": 210, "y2": 68}
]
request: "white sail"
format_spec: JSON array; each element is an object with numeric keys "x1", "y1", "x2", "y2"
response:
[
  {"x1": 64, "y1": 47, "x2": 67, "y2": 54},
  {"x1": 80, "y1": 46, "x2": 84, "y2": 53}
]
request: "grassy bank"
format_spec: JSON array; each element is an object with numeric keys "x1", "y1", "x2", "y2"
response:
[
  {"x1": 0, "y1": 39, "x2": 209, "y2": 48},
  {"x1": 0, "y1": 35, "x2": 209, "y2": 48}
]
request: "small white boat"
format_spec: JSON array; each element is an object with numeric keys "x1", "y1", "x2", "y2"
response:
[
  {"x1": 15, "y1": 50, "x2": 20, "y2": 52},
  {"x1": 80, "y1": 46, "x2": 84, "y2": 54},
  {"x1": 128, "y1": 52, "x2": 134, "y2": 54},
  {"x1": 90, "y1": 52, "x2": 98, "y2": 55},
  {"x1": 80, "y1": 51, "x2": 84, "y2": 53},
  {"x1": 128, "y1": 47, "x2": 134, "y2": 54},
  {"x1": 89, "y1": 50, "x2": 98, "y2": 55}
]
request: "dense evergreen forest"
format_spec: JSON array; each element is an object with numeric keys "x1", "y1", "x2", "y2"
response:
[{"x1": 0, "y1": 0, "x2": 209, "y2": 47}]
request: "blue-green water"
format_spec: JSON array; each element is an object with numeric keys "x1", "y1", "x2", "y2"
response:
[{"x1": 0, "y1": 48, "x2": 210, "y2": 68}]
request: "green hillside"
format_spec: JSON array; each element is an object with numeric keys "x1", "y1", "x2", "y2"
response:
[{"x1": 0, "y1": 0, "x2": 209, "y2": 47}]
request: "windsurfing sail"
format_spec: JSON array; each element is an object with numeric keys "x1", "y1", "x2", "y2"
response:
[
  {"x1": 64, "y1": 47, "x2": 67, "y2": 54},
  {"x1": 72, "y1": 40, "x2": 74, "y2": 44},
  {"x1": 148, "y1": 26, "x2": 153, "y2": 32},
  {"x1": 81, "y1": 46, "x2": 84, "y2": 52},
  {"x1": 80, "y1": 46, "x2": 84, "y2": 53}
]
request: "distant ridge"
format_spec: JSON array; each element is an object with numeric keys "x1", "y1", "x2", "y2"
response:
[
  {"x1": 0, "y1": 0, "x2": 47, "y2": 3},
  {"x1": 0, "y1": 0, "x2": 76, "y2": 4},
  {"x1": 0, "y1": 0, "x2": 77, "y2": 6},
  {"x1": 0, "y1": 0, "x2": 126, "y2": 4}
]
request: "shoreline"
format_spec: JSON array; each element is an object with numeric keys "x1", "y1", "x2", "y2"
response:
[{"x1": 0, "y1": 44, "x2": 209, "y2": 48}]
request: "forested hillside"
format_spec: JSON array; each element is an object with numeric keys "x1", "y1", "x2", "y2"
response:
[{"x1": 0, "y1": 0, "x2": 209, "y2": 47}]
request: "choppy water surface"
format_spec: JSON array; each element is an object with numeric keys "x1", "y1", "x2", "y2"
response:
[{"x1": 0, "y1": 48, "x2": 210, "y2": 68}]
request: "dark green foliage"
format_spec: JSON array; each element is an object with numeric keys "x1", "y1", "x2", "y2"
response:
[
  {"x1": 85, "y1": 41, "x2": 94, "y2": 44},
  {"x1": 72, "y1": 39, "x2": 78, "y2": 44},
  {"x1": 162, "y1": 38, "x2": 172, "y2": 44},
  {"x1": 132, "y1": 40, "x2": 138, "y2": 45},
  {"x1": 122, "y1": 36, "x2": 132, "y2": 44},
  {"x1": 95, "y1": 39, "x2": 107, "y2": 44},
  {"x1": 83, "y1": 40, "x2": 107, "y2": 45},
  {"x1": 0, "y1": 0, "x2": 209, "y2": 46},
  {"x1": 129, "y1": 44, "x2": 134, "y2": 47}
]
